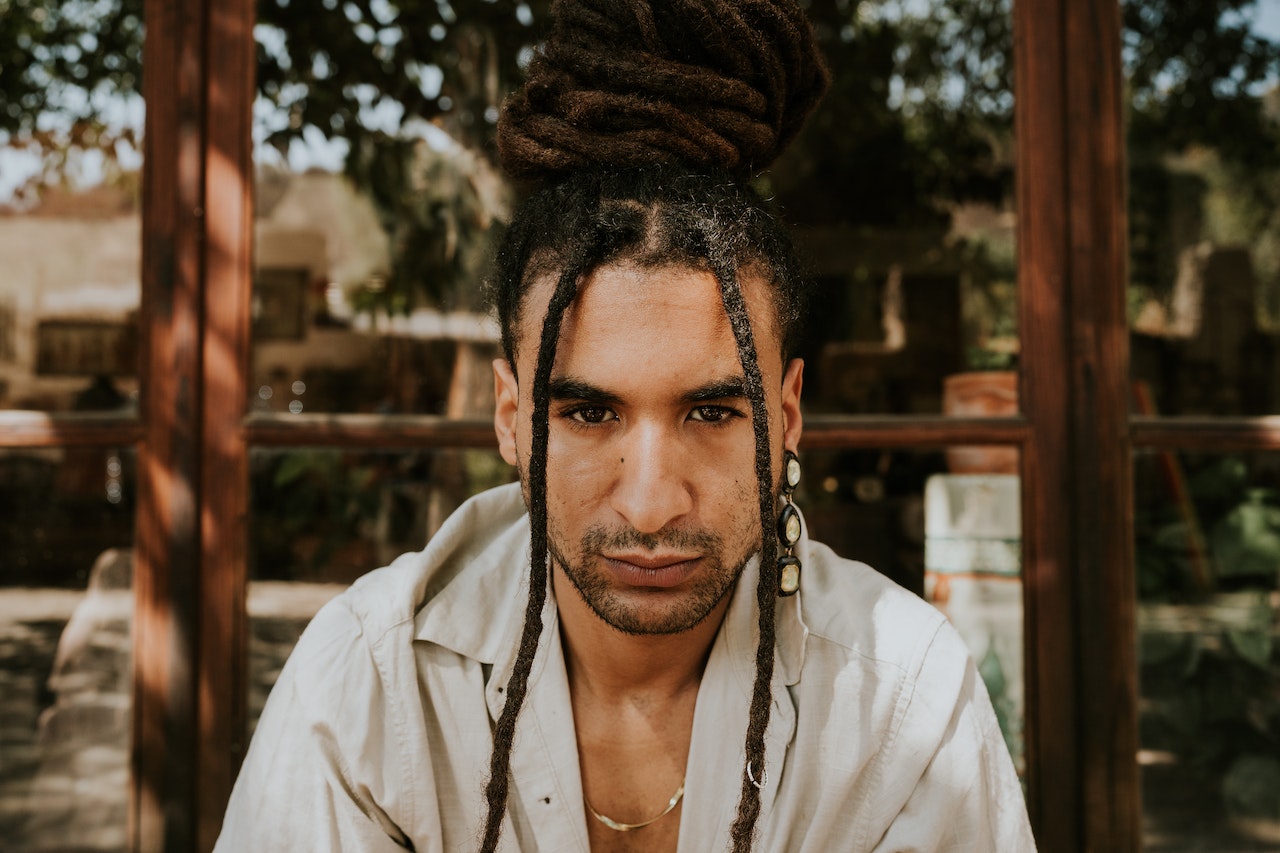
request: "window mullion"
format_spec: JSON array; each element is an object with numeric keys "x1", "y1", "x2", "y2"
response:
[{"x1": 194, "y1": 0, "x2": 257, "y2": 850}]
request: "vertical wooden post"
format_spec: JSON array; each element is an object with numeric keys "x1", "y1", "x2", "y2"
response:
[
  {"x1": 135, "y1": 0, "x2": 207, "y2": 849},
  {"x1": 1017, "y1": 0, "x2": 1136, "y2": 850},
  {"x1": 198, "y1": 0, "x2": 255, "y2": 848},
  {"x1": 1015, "y1": 0, "x2": 1079, "y2": 847},
  {"x1": 1065, "y1": 1, "x2": 1138, "y2": 850}
]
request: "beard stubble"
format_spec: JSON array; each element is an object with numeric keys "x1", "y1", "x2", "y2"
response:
[{"x1": 548, "y1": 521, "x2": 755, "y2": 635}]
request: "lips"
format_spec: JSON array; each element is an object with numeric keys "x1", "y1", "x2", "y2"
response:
[{"x1": 602, "y1": 553, "x2": 701, "y2": 588}]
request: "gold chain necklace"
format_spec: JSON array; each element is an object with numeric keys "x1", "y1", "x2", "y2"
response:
[{"x1": 584, "y1": 779, "x2": 686, "y2": 832}]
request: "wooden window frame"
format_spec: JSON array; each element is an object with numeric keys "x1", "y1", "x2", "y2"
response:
[
  {"x1": 184, "y1": 2, "x2": 1136, "y2": 850},
  {"x1": 22, "y1": 0, "x2": 1280, "y2": 851}
]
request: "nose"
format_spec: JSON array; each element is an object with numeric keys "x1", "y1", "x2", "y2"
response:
[{"x1": 609, "y1": 423, "x2": 693, "y2": 534}]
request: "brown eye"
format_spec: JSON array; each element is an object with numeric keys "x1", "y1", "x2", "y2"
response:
[
  {"x1": 570, "y1": 406, "x2": 614, "y2": 424},
  {"x1": 690, "y1": 405, "x2": 731, "y2": 423}
]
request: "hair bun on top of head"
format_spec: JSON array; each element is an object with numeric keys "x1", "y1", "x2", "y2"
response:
[{"x1": 497, "y1": 0, "x2": 831, "y2": 181}]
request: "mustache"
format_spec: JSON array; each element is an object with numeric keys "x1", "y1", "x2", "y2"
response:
[{"x1": 580, "y1": 524, "x2": 723, "y2": 554}]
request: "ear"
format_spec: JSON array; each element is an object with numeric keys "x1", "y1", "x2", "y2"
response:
[
  {"x1": 493, "y1": 358, "x2": 520, "y2": 466},
  {"x1": 781, "y1": 358, "x2": 804, "y2": 452}
]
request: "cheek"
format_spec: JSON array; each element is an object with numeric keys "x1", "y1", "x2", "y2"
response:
[
  {"x1": 693, "y1": 465, "x2": 756, "y2": 529},
  {"x1": 729, "y1": 479, "x2": 760, "y2": 529},
  {"x1": 543, "y1": 438, "x2": 612, "y2": 513}
]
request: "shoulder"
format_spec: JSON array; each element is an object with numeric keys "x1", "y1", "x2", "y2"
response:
[
  {"x1": 322, "y1": 482, "x2": 529, "y2": 645},
  {"x1": 221, "y1": 484, "x2": 530, "y2": 845},
  {"x1": 797, "y1": 538, "x2": 956, "y2": 676},
  {"x1": 785, "y1": 543, "x2": 1034, "y2": 848},
  {"x1": 789, "y1": 539, "x2": 981, "y2": 760},
  {"x1": 277, "y1": 482, "x2": 529, "y2": 701}
]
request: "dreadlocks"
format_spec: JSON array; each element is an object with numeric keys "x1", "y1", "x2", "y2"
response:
[
  {"x1": 498, "y1": 0, "x2": 827, "y2": 181},
  {"x1": 483, "y1": 1, "x2": 829, "y2": 850}
]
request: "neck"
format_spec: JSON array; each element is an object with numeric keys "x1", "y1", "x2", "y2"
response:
[{"x1": 552, "y1": 568, "x2": 730, "y2": 703}]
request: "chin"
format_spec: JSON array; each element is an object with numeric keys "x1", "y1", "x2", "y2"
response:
[
  {"x1": 564, "y1": 559, "x2": 746, "y2": 636},
  {"x1": 586, "y1": 594, "x2": 726, "y2": 636}
]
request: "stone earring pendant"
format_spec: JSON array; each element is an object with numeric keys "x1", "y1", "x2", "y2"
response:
[{"x1": 777, "y1": 450, "x2": 802, "y2": 596}]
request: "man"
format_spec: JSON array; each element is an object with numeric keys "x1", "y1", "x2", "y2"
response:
[
  {"x1": 217, "y1": 0, "x2": 1036, "y2": 849},
  {"x1": 216, "y1": 176, "x2": 1035, "y2": 853}
]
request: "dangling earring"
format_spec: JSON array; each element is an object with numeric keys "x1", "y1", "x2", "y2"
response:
[{"x1": 776, "y1": 449, "x2": 802, "y2": 596}]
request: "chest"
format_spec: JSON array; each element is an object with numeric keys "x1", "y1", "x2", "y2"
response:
[{"x1": 573, "y1": 695, "x2": 694, "y2": 853}]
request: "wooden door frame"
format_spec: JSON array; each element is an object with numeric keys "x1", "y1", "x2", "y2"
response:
[
  {"x1": 1016, "y1": 0, "x2": 1138, "y2": 850},
  {"x1": 195, "y1": 0, "x2": 256, "y2": 848},
  {"x1": 133, "y1": 0, "x2": 208, "y2": 848}
]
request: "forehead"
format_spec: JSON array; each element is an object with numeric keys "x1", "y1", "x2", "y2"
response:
[{"x1": 513, "y1": 262, "x2": 781, "y2": 368}]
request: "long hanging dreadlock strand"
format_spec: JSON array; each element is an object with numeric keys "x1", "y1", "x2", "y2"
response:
[
  {"x1": 480, "y1": 238, "x2": 601, "y2": 851},
  {"x1": 711, "y1": 258, "x2": 780, "y2": 853}
]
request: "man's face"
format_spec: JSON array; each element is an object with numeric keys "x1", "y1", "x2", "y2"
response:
[{"x1": 493, "y1": 262, "x2": 803, "y2": 636}]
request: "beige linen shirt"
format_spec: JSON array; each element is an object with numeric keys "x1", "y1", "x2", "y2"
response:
[{"x1": 215, "y1": 482, "x2": 1036, "y2": 852}]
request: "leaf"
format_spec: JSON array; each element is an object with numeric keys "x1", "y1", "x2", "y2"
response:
[
  {"x1": 273, "y1": 451, "x2": 316, "y2": 488},
  {"x1": 1228, "y1": 627, "x2": 1273, "y2": 669},
  {"x1": 1140, "y1": 629, "x2": 1189, "y2": 666}
]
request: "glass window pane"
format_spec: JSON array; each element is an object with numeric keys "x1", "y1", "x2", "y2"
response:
[
  {"x1": 800, "y1": 446, "x2": 1026, "y2": 777},
  {"x1": 783, "y1": 0, "x2": 1018, "y2": 416},
  {"x1": 246, "y1": 2, "x2": 1016, "y2": 417},
  {"x1": 1126, "y1": 3, "x2": 1280, "y2": 417},
  {"x1": 0, "y1": 448, "x2": 136, "y2": 852},
  {"x1": 0, "y1": 2, "x2": 144, "y2": 413},
  {"x1": 247, "y1": 448, "x2": 516, "y2": 733},
  {"x1": 249, "y1": 6, "x2": 531, "y2": 416},
  {"x1": 1136, "y1": 450, "x2": 1280, "y2": 849}
]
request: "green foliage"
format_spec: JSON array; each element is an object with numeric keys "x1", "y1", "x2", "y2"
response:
[
  {"x1": 1135, "y1": 455, "x2": 1272, "y2": 597},
  {"x1": 977, "y1": 640, "x2": 1021, "y2": 763},
  {"x1": 9, "y1": 0, "x2": 1280, "y2": 311},
  {"x1": 1223, "y1": 755, "x2": 1280, "y2": 819},
  {"x1": 1124, "y1": 0, "x2": 1280, "y2": 171},
  {"x1": 957, "y1": 239, "x2": 1018, "y2": 370},
  {"x1": 253, "y1": 0, "x2": 547, "y2": 157},
  {"x1": 342, "y1": 129, "x2": 509, "y2": 308},
  {"x1": 1227, "y1": 622, "x2": 1273, "y2": 669},
  {"x1": 1124, "y1": 1, "x2": 1280, "y2": 316},
  {"x1": 1141, "y1": 595, "x2": 1280, "y2": 777},
  {"x1": 1212, "y1": 488, "x2": 1280, "y2": 585},
  {"x1": 251, "y1": 448, "x2": 516, "y2": 580},
  {"x1": 0, "y1": 0, "x2": 144, "y2": 203},
  {"x1": 774, "y1": 0, "x2": 1014, "y2": 227},
  {"x1": 251, "y1": 0, "x2": 542, "y2": 309},
  {"x1": 253, "y1": 449, "x2": 401, "y2": 580},
  {"x1": 1137, "y1": 452, "x2": 1280, "y2": 824},
  {"x1": 0, "y1": 0, "x2": 143, "y2": 134}
]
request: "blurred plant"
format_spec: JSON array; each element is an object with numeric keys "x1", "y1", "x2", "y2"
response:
[
  {"x1": 345, "y1": 131, "x2": 510, "y2": 311},
  {"x1": 1222, "y1": 754, "x2": 1280, "y2": 824},
  {"x1": 252, "y1": 449, "x2": 386, "y2": 580},
  {"x1": 770, "y1": 0, "x2": 1015, "y2": 228},
  {"x1": 1125, "y1": 1, "x2": 1280, "y2": 324},
  {"x1": 1137, "y1": 453, "x2": 1280, "y2": 830},
  {"x1": 1135, "y1": 455, "x2": 1271, "y2": 597},
  {"x1": 0, "y1": 0, "x2": 145, "y2": 206},
  {"x1": 1140, "y1": 590, "x2": 1280, "y2": 828},
  {"x1": 251, "y1": 448, "x2": 515, "y2": 580}
]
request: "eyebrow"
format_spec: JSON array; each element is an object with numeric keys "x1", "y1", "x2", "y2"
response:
[
  {"x1": 547, "y1": 377, "x2": 622, "y2": 405},
  {"x1": 546, "y1": 375, "x2": 748, "y2": 405},
  {"x1": 683, "y1": 376, "x2": 748, "y2": 403}
]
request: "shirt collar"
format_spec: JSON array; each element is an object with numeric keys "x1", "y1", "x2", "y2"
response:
[{"x1": 413, "y1": 482, "x2": 532, "y2": 666}]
